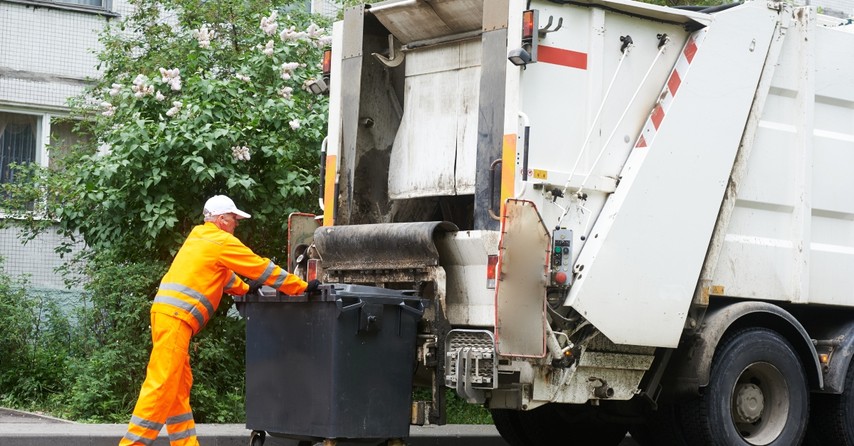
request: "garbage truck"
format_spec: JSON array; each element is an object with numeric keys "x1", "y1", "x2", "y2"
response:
[{"x1": 288, "y1": 0, "x2": 854, "y2": 444}]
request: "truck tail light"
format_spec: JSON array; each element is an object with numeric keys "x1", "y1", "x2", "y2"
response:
[
  {"x1": 307, "y1": 259, "x2": 319, "y2": 282},
  {"x1": 308, "y1": 50, "x2": 332, "y2": 95},
  {"x1": 321, "y1": 49, "x2": 332, "y2": 77},
  {"x1": 522, "y1": 10, "x2": 535, "y2": 40},
  {"x1": 509, "y1": 10, "x2": 538, "y2": 66},
  {"x1": 487, "y1": 255, "x2": 499, "y2": 289}
]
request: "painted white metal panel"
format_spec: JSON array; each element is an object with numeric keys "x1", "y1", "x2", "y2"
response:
[
  {"x1": 437, "y1": 230, "x2": 502, "y2": 327},
  {"x1": 713, "y1": 12, "x2": 854, "y2": 306},
  {"x1": 388, "y1": 40, "x2": 481, "y2": 199},
  {"x1": 567, "y1": 2, "x2": 780, "y2": 347},
  {"x1": 513, "y1": 1, "x2": 690, "y2": 264}
]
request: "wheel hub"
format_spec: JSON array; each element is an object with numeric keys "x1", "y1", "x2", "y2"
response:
[{"x1": 734, "y1": 382, "x2": 764, "y2": 423}]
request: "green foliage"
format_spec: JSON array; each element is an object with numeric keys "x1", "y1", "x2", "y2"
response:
[
  {"x1": 0, "y1": 260, "x2": 71, "y2": 407},
  {"x1": 56, "y1": 251, "x2": 163, "y2": 422},
  {"x1": 2, "y1": 0, "x2": 330, "y2": 263},
  {"x1": 413, "y1": 388, "x2": 493, "y2": 425}
]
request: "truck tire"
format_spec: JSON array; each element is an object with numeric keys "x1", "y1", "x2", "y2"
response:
[
  {"x1": 682, "y1": 328, "x2": 809, "y2": 446},
  {"x1": 807, "y1": 358, "x2": 854, "y2": 445},
  {"x1": 490, "y1": 409, "x2": 529, "y2": 446},
  {"x1": 492, "y1": 404, "x2": 627, "y2": 445}
]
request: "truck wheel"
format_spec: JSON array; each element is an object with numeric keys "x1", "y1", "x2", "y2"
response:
[
  {"x1": 683, "y1": 328, "x2": 808, "y2": 445},
  {"x1": 548, "y1": 404, "x2": 627, "y2": 445},
  {"x1": 490, "y1": 409, "x2": 530, "y2": 446},
  {"x1": 807, "y1": 358, "x2": 854, "y2": 445},
  {"x1": 249, "y1": 430, "x2": 265, "y2": 446}
]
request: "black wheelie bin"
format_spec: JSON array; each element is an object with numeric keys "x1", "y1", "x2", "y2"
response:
[{"x1": 236, "y1": 283, "x2": 426, "y2": 445}]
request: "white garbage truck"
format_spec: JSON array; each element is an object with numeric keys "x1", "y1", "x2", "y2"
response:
[{"x1": 288, "y1": 0, "x2": 854, "y2": 444}]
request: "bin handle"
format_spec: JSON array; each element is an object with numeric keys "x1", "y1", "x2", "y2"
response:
[
  {"x1": 336, "y1": 297, "x2": 364, "y2": 314},
  {"x1": 398, "y1": 300, "x2": 425, "y2": 317}
]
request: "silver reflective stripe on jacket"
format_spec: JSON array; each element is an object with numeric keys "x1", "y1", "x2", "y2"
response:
[{"x1": 153, "y1": 283, "x2": 216, "y2": 327}]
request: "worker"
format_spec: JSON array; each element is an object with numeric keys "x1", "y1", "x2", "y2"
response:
[{"x1": 119, "y1": 195, "x2": 319, "y2": 446}]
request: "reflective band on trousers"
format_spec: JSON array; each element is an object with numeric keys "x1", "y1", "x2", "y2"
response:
[
  {"x1": 168, "y1": 427, "x2": 197, "y2": 441},
  {"x1": 121, "y1": 432, "x2": 156, "y2": 446},
  {"x1": 166, "y1": 412, "x2": 194, "y2": 424},
  {"x1": 153, "y1": 283, "x2": 216, "y2": 327},
  {"x1": 131, "y1": 414, "x2": 163, "y2": 432}
]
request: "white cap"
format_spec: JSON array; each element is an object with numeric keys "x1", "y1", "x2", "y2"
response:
[{"x1": 203, "y1": 195, "x2": 251, "y2": 219}]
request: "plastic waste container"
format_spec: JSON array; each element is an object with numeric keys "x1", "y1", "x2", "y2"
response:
[{"x1": 237, "y1": 284, "x2": 426, "y2": 443}]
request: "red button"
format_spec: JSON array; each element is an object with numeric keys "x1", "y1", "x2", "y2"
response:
[{"x1": 554, "y1": 272, "x2": 568, "y2": 284}]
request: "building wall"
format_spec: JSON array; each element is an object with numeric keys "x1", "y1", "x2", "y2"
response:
[{"x1": 0, "y1": 0, "x2": 132, "y2": 290}]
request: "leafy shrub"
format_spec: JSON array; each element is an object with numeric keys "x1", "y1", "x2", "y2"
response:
[{"x1": 0, "y1": 260, "x2": 71, "y2": 407}]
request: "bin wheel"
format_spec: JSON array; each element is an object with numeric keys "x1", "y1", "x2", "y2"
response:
[{"x1": 249, "y1": 430, "x2": 265, "y2": 446}]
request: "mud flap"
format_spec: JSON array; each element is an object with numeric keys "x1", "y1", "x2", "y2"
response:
[{"x1": 495, "y1": 199, "x2": 549, "y2": 358}]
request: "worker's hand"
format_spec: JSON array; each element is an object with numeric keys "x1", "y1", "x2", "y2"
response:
[
  {"x1": 305, "y1": 279, "x2": 321, "y2": 294},
  {"x1": 247, "y1": 279, "x2": 263, "y2": 295}
]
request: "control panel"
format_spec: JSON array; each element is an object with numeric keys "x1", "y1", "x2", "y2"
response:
[{"x1": 550, "y1": 228, "x2": 573, "y2": 287}]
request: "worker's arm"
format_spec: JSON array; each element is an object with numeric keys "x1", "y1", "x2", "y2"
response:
[
  {"x1": 219, "y1": 235, "x2": 308, "y2": 295},
  {"x1": 223, "y1": 271, "x2": 250, "y2": 295}
]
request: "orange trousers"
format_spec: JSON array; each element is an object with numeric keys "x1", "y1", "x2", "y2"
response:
[{"x1": 120, "y1": 312, "x2": 198, "y2": 446}]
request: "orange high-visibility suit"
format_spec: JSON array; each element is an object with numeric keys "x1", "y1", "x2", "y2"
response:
[{"x1": 120, "y1": 222, "x2": 307, "y2": 446}]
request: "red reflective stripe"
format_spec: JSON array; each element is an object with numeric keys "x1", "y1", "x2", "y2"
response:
[
  {"x1": 651, "y1": 105, "x2": 665, "y2": 130},
  {"x1": 683, "y1": 38, "x2": 698, "y2": 63},
  {"x1": 636, "y1": 135, "x2": 647, "y2": 148},
  {"x1": 667, "y1": 70, "x2": 682, "y2": 96},
  {"x1": 539, "y1": 45, "x2": 587, "y2": 70}
]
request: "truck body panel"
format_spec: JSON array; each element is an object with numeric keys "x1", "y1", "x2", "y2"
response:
[{"x1": 303, "y1": 0, "x2": 854, "y2": 441}]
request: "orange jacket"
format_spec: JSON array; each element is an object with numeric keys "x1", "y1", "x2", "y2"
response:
[{"x1": 152, "y1": 222, "x2": 307, "y2": 334}]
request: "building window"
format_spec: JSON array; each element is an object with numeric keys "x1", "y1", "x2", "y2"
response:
[{"x1": 0, "y1": 112, "x2": 39, "y2": 185}]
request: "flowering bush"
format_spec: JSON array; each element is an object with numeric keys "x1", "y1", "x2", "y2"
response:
[
  {"x1": 0, "y1": 0, "x2": 333, "y2": 423},
  {"x1": 23, "y1": 0, "x2": 333, "y2": 262}
]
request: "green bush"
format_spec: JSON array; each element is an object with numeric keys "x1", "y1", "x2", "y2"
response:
[{"x1": 0, "y1": 261, "x2": 71, "y2": 408}]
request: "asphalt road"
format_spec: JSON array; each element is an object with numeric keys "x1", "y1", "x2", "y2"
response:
[{"x1": 0, "y1": 407, "x2": 640, "y2": 445}]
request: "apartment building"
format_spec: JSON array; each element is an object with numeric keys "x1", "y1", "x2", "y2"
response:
[
  {"x1": 0, "y1": 0, "x2": 132, "y2": 292},
  {"x1": 0, "y1": 0, "x2": 339, "y2": 293}
]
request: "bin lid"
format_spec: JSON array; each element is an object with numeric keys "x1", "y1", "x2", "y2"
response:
[{"x1": 234, "y1": 283, "x2": 420, "y2": 304}]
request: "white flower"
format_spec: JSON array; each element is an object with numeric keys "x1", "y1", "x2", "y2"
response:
[
  {"x1": 260, "y1": 11, "x2": 279, "y2": 36},
  {"x1": 315, "y1": 35, "x2": 332, "y2": 48},
  {"x1": 109, "y1": 83, "x2": 123, "y2": 96},
  {"x1": 160, "y1": 67, "x2": 182, "y2": 91},
  {"x1": 231, "y1": 145, "x2": 251, "y2": 161},
  {"x1": 155, "y1": 91, "x2": 165, "y2": 102},
  {"x1": 235, "y1": 73, "x2": 251, "y2": 82},
  {"x1": 262, "y1": 40, "x2": 275, "y2": 57},
  {"x1": 289, "y1": 119, "x2": 300, "y2": 130},
  {"x1": 101, "y1": 101, "x2": 115, "y2": 117},
  {"x1": 132, "y1": 74, "x2": 147, "y2": 86},
  {"x1": 193, "y1": 24, "x2": 216, "y2": 48},
  {"x1": 280, "y1": 61, "x2": 300, "y2": 80},
  {"x1": 278, "y1": 86, "x2": 293, "y2": 99},
  {"x1": 306, "y1": 23, "x2": 321, "y2": 38},
  {"x1": 165, "y1": 101, "x2": 183, "y2": 117}
]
